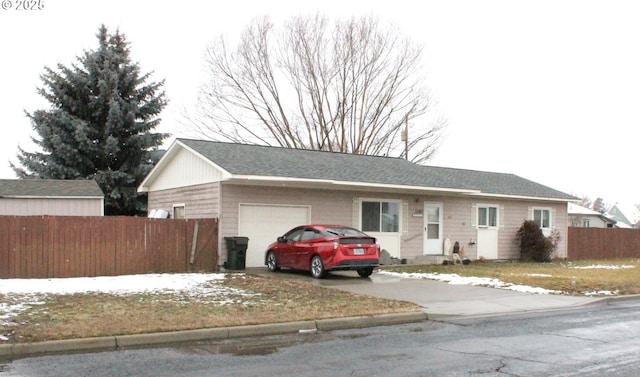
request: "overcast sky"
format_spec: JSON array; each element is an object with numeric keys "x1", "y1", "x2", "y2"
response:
[{"x1": 1, "y1": 0, "x2": 638, "y2": 206}]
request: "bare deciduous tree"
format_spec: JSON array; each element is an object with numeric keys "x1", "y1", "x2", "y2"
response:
[{"x1": 186, "y1": 14, "x2": 445, "y2": 163}]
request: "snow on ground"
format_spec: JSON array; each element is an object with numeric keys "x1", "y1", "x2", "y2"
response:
[
  {"x1": 0, "y1": 273, "x2": 257, "y2": 341},
  {"x1": 379, "y1": 263, "x2": 637, "y2": 296},
  {"x1": 0, "y1": 273, "x2": 227, "y2": 296},
  {"x1": 1, "y1": 265, "x2": 635, "y2": 341},
  {"x1": 571, "y1": 264, "x2": 635, "y2": 270},
  {"x1": 377, "y1": 271, "x2": 563, "y2": 295}
]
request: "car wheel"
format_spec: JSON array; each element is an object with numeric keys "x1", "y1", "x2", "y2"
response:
[
  {"x1": 310, "y1": 255, "x2": 325, "y2": 279},
  {"x1": 266, "y1": 251, "x2": 280, "y2": 272},
  {"x1": 357, "y1": 267, "x2": 374, "y2": 278}
]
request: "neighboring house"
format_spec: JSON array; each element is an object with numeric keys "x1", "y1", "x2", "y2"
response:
[
  {"x1": 0, "y1": 179, "x2": 104, "y2": 216},
  {"x1": 567, "y1": 203, "x2": 616, "y2": 228},
  {"x1": 138, "y1": 139, "x2": 577, "y2": 268},
  {"x1": 607, "y1": 203, "x2": 640, "y2": 228}
]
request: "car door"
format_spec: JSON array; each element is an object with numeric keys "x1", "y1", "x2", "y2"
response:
[
  {"x1": 293, "y1": 228, "x2": 323, "y2": 269},
  {"x1": 277, "y1": 227, "x2": 304, "y2": 267}
]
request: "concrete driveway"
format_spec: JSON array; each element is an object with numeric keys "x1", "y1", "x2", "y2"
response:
[{"x1": 248, "y1": 268, "x2": 600, "y2": 319}]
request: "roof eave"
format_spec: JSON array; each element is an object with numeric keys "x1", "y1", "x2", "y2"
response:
[{"x1": 464, "y1": 192, "x2": 575, "y2": 202}]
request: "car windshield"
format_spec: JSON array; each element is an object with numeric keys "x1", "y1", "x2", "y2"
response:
[{"x1": 324, "y1": 227, "x2": 367, "y2": 237}]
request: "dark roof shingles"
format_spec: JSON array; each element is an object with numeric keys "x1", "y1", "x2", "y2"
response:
[
  {"x1": 0, "y1": 179, "x2": 104, "y2": 197},
  {"x1": 180, "y1": 139, "x2": 576, "y2": 200}
]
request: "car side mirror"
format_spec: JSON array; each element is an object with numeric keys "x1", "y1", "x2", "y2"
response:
[{"x1": 277, "y1": 236, "x2": 287, "y2": 243}]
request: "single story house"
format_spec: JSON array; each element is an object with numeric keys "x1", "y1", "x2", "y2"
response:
[
  {"x1": 567, "y1": 203, "x2": 616, "y2": 228},
  {"x1": 138, "y1": 139, "x2": 577, "y2": 268},
  {"x1": 0, "y1": 179, "x2": 104, "y2": 216}
]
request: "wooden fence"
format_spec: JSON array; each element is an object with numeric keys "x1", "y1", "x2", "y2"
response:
[
  {"x1": 568, "y1": 227, "x2": 640, "y2": 259},
  {"x1": 0, "y1": 216, "x2": 218, "y2": 279}
]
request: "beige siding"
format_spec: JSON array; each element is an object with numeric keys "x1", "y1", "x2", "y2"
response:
[
  {"x1": 220, "y1": 185, "x2": 353, "y2": 243},
  {"x1": 436, "y1": 198, "x2": 478, "y2": 259},
  {"x1": 434, "y1": 198, "x2": 568, "y2": 260},
  {"x1": 146, "y1": 180, "x2": 570, "y2": 263},
  {"x1": 221, "y1": 185, "x2": 440, "y2": 259},
  {"x1": 148, "y1": 182, "x2": 220, "y2": 219},
  {"x1": 0, "y1": 198, "x2": 103, "y2": 216}
]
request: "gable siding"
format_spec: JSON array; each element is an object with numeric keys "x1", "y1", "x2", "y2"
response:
[
  {"x1": 148, "y1": 182, "x2": 220, "y2": 219},
  {"x1": 0, "y1": 198, "x2": 103, "y2": 216},
  {"x1": 148, "y1": 148, "x2": 226, "y2": 192}
]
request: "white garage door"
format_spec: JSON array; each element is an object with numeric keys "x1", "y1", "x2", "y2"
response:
[{"x1": 239, "y1": 204, "x2": 310, "y2": 268}]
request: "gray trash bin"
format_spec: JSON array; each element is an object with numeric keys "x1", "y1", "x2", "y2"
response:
[{"x1": 224, "y1": 236, "x2": 249, "y2": 270}]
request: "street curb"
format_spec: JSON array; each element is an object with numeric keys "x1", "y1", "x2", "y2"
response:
[
  {"x1": 585, "y1": 293, "x2": 640, "y2": 306},
  {"x1": 0, "y1": 311, "x2": 427, "y2": 359},
  {"x1": 0, "y1": 337, "x2": 116, "y2": 359}
]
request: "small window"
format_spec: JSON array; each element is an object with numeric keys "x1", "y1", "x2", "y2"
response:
[
  {"x1": 173, "y1": 204, "x2": 185, "y2": 219},
  {"x1": 533, "y1": 208, "x2": 551, "y2": 229},
  {"x1": 583, "y1": 219, "x2": 590, "y2": 228},
  {"x1": 478, "y1": 205, "x2": 498, "y2": 228},
  {"x1": 361, "y1": 200, "x2": 400, "y2": 233}
]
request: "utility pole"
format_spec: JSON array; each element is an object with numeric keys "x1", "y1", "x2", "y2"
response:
[{"x1": 402, "y1": 118, "x2": 409, "y2": 160}]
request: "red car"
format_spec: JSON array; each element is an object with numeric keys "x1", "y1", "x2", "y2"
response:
[{"x1": 265, "y1": 224, "x2": 380, "y2": 278}]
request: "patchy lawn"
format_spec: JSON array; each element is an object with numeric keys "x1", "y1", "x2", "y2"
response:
[
  {"x1": 2, "y1": 258, "x2": 639, "y2": 344},
  {"x1": 0, "y1": 273, "x2": 418, "y2": 344},
  {"x1": 380, "y1": 258, "x2": 640, "y2": 296}
]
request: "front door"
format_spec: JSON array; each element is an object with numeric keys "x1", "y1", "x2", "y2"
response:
[
  {"x1": 476, "y1": 204, "x2": 499, "y2": 259},
  {"x1": 423, "y1": 202, "x2": 443, "y2": 255},
  {"x1": 477, "y1": 228, "x2": 499, "y2": 259}
]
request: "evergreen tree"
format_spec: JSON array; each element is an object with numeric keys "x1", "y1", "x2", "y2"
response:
[
  {"x1": 12, "y1": 25, "x2": 168, "y2": 216},
  {"x1": 592, "y1": 198, "x2": 607, "y2": 214}
]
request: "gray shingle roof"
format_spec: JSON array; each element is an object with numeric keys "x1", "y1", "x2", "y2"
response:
[
  {"x1": 179, "y1": 139, "x2": 576, "y2": 201},
  {"x1": 0, "y1": 179, "x2": 104, "y2": 198}
]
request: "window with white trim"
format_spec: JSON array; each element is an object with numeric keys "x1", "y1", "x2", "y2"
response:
[
  {"x1": 533, "y1": 208, "x2": 551, "y2": 229},
  {"x1": 361, "y1": 200, "x2": 400, "y2": 233},
  {"x1": 477, "y1": 205, "x2": 498, "y2": 228}
]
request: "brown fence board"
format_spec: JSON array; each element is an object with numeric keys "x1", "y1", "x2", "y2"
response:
[
  {"x1": 568, "y1": 227, "x2": 640, "y2": 259},
  {"x1": 0, "y1": 216, "x2": 218, "y2": 279}
]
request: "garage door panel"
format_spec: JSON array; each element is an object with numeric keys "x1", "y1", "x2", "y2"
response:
[{"x1": 239, "y1": 205, "x2": 310, "y2": 268}]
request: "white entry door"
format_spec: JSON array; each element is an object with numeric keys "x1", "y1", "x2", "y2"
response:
[
  {"x1": 423, "y1": 202, "x2": 443, "y2": 255},
  {"x1": 477, "y1": 229, "x2": 499, "y2": 259},
  {"x1": 476, "y1": 204, "x2": 499, "y2": 259}
]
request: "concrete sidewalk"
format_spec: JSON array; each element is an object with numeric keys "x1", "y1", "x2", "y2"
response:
[{"x1": 318, "y1": 271, "x2": 603, "y2": 320}]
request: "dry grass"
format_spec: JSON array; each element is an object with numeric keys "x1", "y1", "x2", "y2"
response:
[
  {"x1": 1, "y1": 273, "x2": 418, "y2": 343},
  {"x1": 381, "y1": 258, "x2": 640, "y2": 296},
  {"x1": 3, "y1": 259, "x2": 639, "y2": 344}
]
